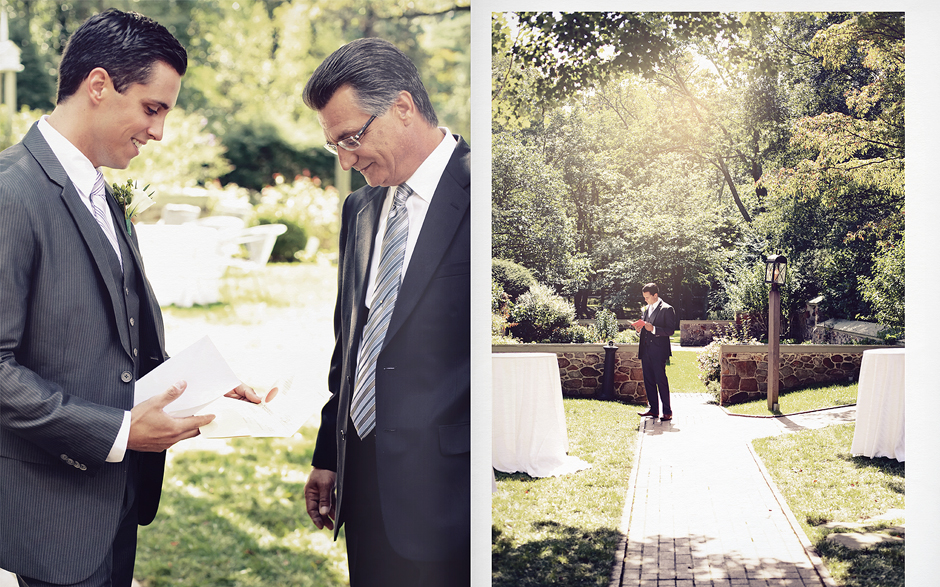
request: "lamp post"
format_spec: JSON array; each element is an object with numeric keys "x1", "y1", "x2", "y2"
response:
[{"x1": 764, "y1": 255, "x2": 787, "y2": 411}]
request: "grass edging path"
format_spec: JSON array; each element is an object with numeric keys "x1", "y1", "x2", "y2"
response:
[
  {"x1": 492, "y1": 399, "x2": 641, "y2": 587},
  {"x1": 746, "y1": 441, "x2": 839, "y2": 587}
]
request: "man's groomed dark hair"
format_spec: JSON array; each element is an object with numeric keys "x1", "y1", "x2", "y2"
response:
[
  {"x1": 642, "y1": 283, "x2": 659, "y2": 296},
  {"x1": 56, "y1": 8, "x2": 187, "y2": 104},
  {"x1": 302, "y1": 37, "x2": 437, "y2": 126}
]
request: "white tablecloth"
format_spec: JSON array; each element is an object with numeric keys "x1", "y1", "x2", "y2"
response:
[
  {"x1": 851, "y1": 348, "x2": 904, "y2": 461},
  {"x1": 492, "y1": 352, "x2": 591, "y2": 477},
  {"x1": 135, "y1": 224, "x2": 229, "y2": 307}
]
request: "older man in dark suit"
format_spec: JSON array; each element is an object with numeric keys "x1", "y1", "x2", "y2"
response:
[
  {"x1": 0, "y1": 10, "x2": 261, "y2": 587},
  {"x1": 635, "y1": 283, "x2": 679, "y2": 421},
  {"x1": 302, "y1": 38, "x2": 470, "y2": 587}
]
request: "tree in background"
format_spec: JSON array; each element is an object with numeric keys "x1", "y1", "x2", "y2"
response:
[
  {"x1": 2, "y1": 0, "x2": 469, "y2": 193},
  {"x1": 494, "y1": 11, "x2": 904, "y2": 334}
]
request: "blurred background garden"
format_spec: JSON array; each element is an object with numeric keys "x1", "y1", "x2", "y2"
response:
[{"x1": 0, "y1": 1, "x2": 468, "y2": 585}]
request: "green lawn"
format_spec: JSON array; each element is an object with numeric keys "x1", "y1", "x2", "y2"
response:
[
  {"x1": 665, "y1": 350, "x2": 708, "y2": 393},
  {"x1": 136, "y1": 429, "x2": 348, "y2": 586},
  {"x1": 752, "y1": 424, "x2": 904, "y2": 587},
  {"x1": 135, "y1": 262, "x2": 347, "y2": 586},
  {"x1": 492, "y1": 399, "x2": 640, "y2": 587},
  {"x1": 724, "y1": 382, "x2": 858, "y2": 416}
]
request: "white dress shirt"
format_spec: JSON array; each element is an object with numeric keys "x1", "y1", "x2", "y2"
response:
[
  {"x1": 646, "y1": 299, "x2": 662, "y2": 335},
  {"x1": 37, "y1": 117, "x2": 132, "y2": 463},
  {"x1": 363, "y1": 128, "x2": 458, "y2": 310}
]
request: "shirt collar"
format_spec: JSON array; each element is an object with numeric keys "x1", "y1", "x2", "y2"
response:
[
  {"x1": 395, "y1": 128, "x2": 457, "y2": 203},
  {"x1": 37, "y1": 116, "x2": 100, "y2": 199}
]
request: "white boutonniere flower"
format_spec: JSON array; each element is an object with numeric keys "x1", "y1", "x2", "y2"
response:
[{"x1": 111, "y1": 179, "x2": 156, "y2": 236}]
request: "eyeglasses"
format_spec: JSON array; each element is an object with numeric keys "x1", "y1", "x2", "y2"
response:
[{"x1": 324, "y1": 115, "x2": 376, "y2": 155}]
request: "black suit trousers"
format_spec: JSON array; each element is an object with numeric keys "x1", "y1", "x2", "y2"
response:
[
  {"x1": 344, "y1": 424, "x2": 470, "y2": 587},
  {"x1": 641, "y1": 353, "x2": 671, "y2": 416}
]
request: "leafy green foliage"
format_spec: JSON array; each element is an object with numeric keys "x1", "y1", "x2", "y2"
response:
[
  {"x1": 508, "y1": 283, "x2": 577, "y2": 343},
  {"x1": 492, "y1": 130, "x2": 578, "y2": 290},
  {"x1": 696, "y1": 317, "x2": 758, "y2": 387},
  {"x1": 858, "y1": 234, "x2": 904, "y2": 328},
  {"x1": 491, "y1": 258, "x2": 537, "y2": 300},
  {"x1": 102, "y1": 110, "x2": 232, "y2": 192},
  {"x1": 220, "y1": 121, "x2": 334, "y2": 192},
  {"x1": 253, "y1": 175, "x2": 340, "y2": 255},
  {"x1": 593, "y1": 309, "x2": 619, "y2": 344}
]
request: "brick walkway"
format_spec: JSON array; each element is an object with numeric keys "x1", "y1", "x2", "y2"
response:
[{"x1": 610, "y1": 393, "x2": 843, "y2": 587}]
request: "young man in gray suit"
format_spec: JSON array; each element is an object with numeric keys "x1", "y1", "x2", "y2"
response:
[
  {"x1": 302, "y1": 38, "x2": 470, "y2": 586},
  {"x1": 0, "y1": 9, "x2": 262, "y2": 587}
]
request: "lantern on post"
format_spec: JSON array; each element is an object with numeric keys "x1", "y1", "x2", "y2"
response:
[
  {"x1": 764, "y1": 254, "x2": 787, "y2": 411},
  {"x1": 0, "y1": 10, "x2": 24, "y2": 145}
]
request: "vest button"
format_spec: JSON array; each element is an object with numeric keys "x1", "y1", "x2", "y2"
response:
[
  {"x1": 129, "y1": 317, "x2": 135, "y2": 326},
  {"x1": 133, "y1": 348, "x2": 138, "y2": 357},
  {"x1": 121, "y1": 371, "x2": 132, "y2": 383}
]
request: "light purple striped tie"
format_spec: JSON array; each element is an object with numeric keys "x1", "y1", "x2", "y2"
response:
[
  {"x1": 351, "y1": 183, "x2": 414, "y2": 438},
  {"x1": 89, "y1": 171, "x2": 123, "y2": 272}
]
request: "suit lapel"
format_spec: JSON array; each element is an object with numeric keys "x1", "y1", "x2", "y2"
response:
[
  {"x1": 349, "y1": 187, "x2": 386, "y2": 355},
  {"x1": 23, "y1": 125, "x2": 135, "y2": 360}
]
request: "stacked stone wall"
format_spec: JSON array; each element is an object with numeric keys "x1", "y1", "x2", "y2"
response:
[
  {"x1": 492, "y1": 344, "x2": 647, "y2": 404},
  {"x1": 719, "y1": 344, "x2": 884, "y2": 405}
]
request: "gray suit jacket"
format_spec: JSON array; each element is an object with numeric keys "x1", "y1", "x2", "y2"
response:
[{"x1": 0, "y1": 124, "x2": 167, "y2": 583}]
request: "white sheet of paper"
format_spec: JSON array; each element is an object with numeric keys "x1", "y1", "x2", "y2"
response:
[
  {"x1": 196, "y1": 376, "x2": 325, "y2": 438},
  {"x1": 133, "y1": 336, "x2": 241, "y2": 417}
]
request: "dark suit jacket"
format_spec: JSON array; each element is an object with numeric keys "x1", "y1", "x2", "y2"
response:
[
  {"x1": 0, "y1": 124, "x2": 167, "y2": 584},
  {"x1": 312, "y1": 136, "x2": 470, "y2": 563},
  {"x1": 638, "y1": 299, "x2": 678, "y2": 363}
]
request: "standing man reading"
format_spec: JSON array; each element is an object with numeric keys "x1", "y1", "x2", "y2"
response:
[
  {"x1": 0, "y1": 9, "x2": 262, "y2": 587},
  {"x1": 301, "y1": 38, "x2": 470, "y2": 586},
  {"x1": 634, "y1": 283, "x2": 679, "y2": 421}
]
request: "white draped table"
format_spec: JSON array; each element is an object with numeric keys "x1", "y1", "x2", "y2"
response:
[
  {"x1": 492, "y1": 352, "x2": 591, "y2": 478},
  {"x1": 851, "y1": 347, "x2": 905, "y2": 461},
  {"x1": 135, "y1": 224, "x2": 230, "y2": 307}
]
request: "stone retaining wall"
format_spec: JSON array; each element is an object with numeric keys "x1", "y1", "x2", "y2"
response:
[
  {"x1": 492, "y1": 344, "x2": 647, "y2": 404},
  {"x1": 719, "y1": 344, "x2": 884, "y2": 405},
  {"x1": 679, "y1": 320, "x2": 732, "y2": 346},
  {"x1": 812, "y1": 319, "x2": 892, "y2": 345}
]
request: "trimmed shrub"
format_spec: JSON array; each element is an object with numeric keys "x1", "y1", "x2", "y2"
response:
[
  {"x1": 492, "y1": 258, "x2": 537, "y2": 299},
  {"x1": 257, "y1": 217, "x2": 307, "y2": 262},
  {"x1": 509, "y1": 283, "x2": 576, "y2": 342}
]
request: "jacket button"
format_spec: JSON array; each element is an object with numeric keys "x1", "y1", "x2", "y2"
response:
[
  {"x1": 121, "y1": 371, "x2": 133, "y2": 383},
  {"x1": 129, "y1": 317, "x2": 135, "y2": 326},
  {"x1": 133, "y1": 348, "x2": 138, "y2": 357}
]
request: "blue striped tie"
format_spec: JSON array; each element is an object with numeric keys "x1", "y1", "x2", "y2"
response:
[
  {"x1": 351, "y1": 183, "x2": 414, "y2": 438},
  {"x1": 89, "y1": 171, "x2": 123, "y2": 272}
]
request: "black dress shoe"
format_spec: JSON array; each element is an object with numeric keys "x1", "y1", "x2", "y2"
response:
[
  {"x1": 638, "y1": 410, "x2": 658, "y2": 417},
  {"x1": 660, "y1": 414, "x2": 673, "y2": 421}
]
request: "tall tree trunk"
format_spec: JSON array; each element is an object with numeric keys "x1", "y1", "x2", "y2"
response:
[{"x1": 716, "y1": 155, "x2": 752, "y2": 223}]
